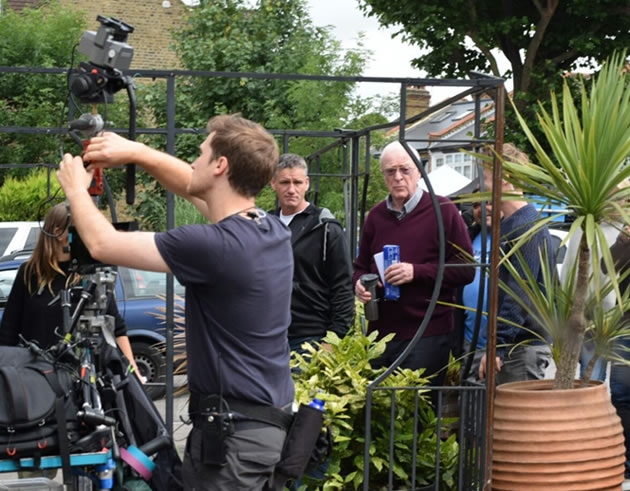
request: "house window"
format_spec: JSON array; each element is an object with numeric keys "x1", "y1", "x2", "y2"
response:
[
  {"x1": 436, "y1": 158, "x2": 444, "y2": 168},
  {"x1": 430, "y1": 111, "x2": 455, "y2": 123},
  {"x1": 454, "y1": 154, "x2": 463, "y2": 163},
  {"x1": 463, "y1": 166, "x2": 472, "y2": 178},
  {"x1": 445, "y1": 155, "x2": 453, "y2": 164},
  {"x1": 453, "y1": 110, "x2": 473, "y2": 120}
]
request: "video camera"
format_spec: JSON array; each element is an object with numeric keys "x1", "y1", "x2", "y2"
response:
[
  {"x1": 69, "y1": 15, "x2": 135, "y2": 105},
  {"x1": 67, "y1": 15, "x2": 138, "y2": 204},
  {"x1": 68, "y1": 222, "x2": 138, "y2": 275}
]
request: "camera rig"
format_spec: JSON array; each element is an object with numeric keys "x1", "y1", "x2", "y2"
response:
[
  {"x1": 70, "y1": 15, "x2": 134, "y2": 105},
  {"x1": 68, "y1": 15, "x2": 137, "y2": 204}
]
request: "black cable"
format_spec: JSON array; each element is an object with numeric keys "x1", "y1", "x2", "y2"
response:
[{"x1": 59, "y1": 43, "x2": 81, "y2": 160}]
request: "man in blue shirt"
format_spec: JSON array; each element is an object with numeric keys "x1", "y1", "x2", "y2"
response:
[
  {"x1": 479, "y1": 144, "x2": 553, "y2": 384},
  {"x1": 461, "y1": 201, "x2": 497, "y2": 382}
]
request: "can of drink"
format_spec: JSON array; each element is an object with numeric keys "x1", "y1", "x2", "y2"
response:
[{"x1": 383, "y1": 244, "x2": 400, "y2": 300}]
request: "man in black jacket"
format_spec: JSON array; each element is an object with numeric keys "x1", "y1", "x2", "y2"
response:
[{"x1": 271, "y1": 153, "x2": 354, "y2": 353}]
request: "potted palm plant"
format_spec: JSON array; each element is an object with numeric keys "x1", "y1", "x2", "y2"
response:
[{"x1": 482, "y1": 51, "x2": 630, "y2": 488}]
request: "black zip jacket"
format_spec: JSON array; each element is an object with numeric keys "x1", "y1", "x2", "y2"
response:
[{"x1": 271, "y1": 204, "x2": 354, "y2": 339}]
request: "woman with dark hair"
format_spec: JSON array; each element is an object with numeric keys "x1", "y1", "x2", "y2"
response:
[{"x1": 0, "y1": 203, "x2": 141, "y2": 377}]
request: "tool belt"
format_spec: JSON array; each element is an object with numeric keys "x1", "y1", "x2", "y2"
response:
[
  {"x1": 189, "y1": 392, "x2": 293, "y2": 431},
  {"x1": 188, "y1": 392, "x2": 330, "y2": 479}
]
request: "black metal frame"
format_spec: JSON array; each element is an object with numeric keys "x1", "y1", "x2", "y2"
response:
[{"x1": 0, "y1": 65, "x2": 505, "y2": 490}]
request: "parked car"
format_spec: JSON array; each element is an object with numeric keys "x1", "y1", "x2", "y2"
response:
[
  {"x1": 550, "y1": 226, "x2": 568, "y2": 276},
  {"x1": 0, "y1": 250, "x2": 185, "y2": 399},
  {"x1": 0, "y1": 222, "x2": 41, "y2": 257}
]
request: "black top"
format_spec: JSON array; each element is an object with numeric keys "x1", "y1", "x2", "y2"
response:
[
  {"x1": 155, "y1": 213, "x2": 295, "y2": 408},
  {"x1": 0, "y1": 261, "x2": 126, "y2": 349},
  {"x1": 271, "y1": 204, "x2": 354, "y2": 339}
]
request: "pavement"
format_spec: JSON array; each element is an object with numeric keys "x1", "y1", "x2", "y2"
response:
[{"x1": 152, "y1": 376, "x2": 190, "y2": 458}]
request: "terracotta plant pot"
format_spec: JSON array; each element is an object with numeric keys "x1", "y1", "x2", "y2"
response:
[{"x1": 492, "y1": 380, "x2": 625, "y2": 490}]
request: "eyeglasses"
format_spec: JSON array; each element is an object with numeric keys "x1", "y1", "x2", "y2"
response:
[{"x1": 383, "y1": 166, "x2": 415, "y2": 178}]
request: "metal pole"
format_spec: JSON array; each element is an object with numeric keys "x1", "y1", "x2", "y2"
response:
[
  {"x1": 350, "y1": 136, "x2": 360, "y2": 260},
  {"x1": 483, "y1": 84, "x2": 505, "y2": 489},
  {"x1": 165, "y1": 74, "x2": 176, "y2": 436}
]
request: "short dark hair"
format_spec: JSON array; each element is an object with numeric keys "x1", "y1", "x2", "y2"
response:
[
  {"x1": 206, "y1": 114, "x2": 279, "y2": 197},
  {"x1": 276, "y1": 153, "x2": 308, "y2": 175}
]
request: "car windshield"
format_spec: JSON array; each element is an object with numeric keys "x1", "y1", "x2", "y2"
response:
[{"x1": 120, "y1": 267, "x2": 185, "y2": 299}]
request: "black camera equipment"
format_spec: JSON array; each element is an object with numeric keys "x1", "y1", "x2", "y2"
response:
[
  {"x1": 69, "y1": 16, "x2": 134, "y2": 105},
  {"x1": 0, "y1": 225, "x2": 181, "y2": 488},
  {"x1": 61, "y1": 221, "x2": 137, "y2": 288},
  {"x1": 68, "y1": 15, "x2": 137, "y2": 204}
]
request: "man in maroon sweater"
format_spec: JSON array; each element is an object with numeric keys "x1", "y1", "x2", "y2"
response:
[{"x1": 354, "y1": 142, "x2": 474, "y2": 387}]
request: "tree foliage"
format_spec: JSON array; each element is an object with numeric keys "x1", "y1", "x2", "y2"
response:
[
  {"x1": 138, "y1": 0, "x2": 389, "y2": 223},
  {"x1": 169, "y1": 0, "x2": 367, "y2": 131},
  {"x1": 0, "y1": 168, "x2": 61, "y2": 221},
  {"x1": 358, "y1": 0, "x2": 630, "y2": 145},
  {"x1": 0, "y1": 0, "x2": 86, "y2": 179}
]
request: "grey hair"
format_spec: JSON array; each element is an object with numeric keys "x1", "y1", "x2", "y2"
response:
[
  {"x1": 380, "y1": 141, "x2": 420, "y2": 165},
  {"x1": 277, "y1": 153, "x2": 308, "y2": 174}
]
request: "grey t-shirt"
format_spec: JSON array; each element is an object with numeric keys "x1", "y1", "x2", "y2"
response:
[{"x1": 154, "y1": 212, "x2": 294, "y2": 407}]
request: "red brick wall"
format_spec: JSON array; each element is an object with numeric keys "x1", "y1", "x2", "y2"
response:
[
  {"x1": 6, "y1": 0, "x2": 40, "y2": 11},
  {"x1": 7, "y1": 0, "x2": 190, "y2": 69}
]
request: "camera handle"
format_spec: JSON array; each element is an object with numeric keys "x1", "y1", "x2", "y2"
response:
[
  {"x1": 69, "y1": 110, "x2": 105, "y2": 196},
  {"x1": 68, "y1": 74, "x2": 137, "y2": 205}
]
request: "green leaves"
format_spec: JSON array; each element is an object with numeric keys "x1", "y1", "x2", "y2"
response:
[
  {"x1": 292, "y1": 310, "x2": 459, "y2": 489},
  {"x1": 359, "y1": 0, "x2": 630, "y2": 148},
  {"x1": 506, "y1": 51, "x2": 630, "y2": 273},
  {"x1": 0, "y1": 1, "x2": 86, "y2": 179},
  {"x1": 0, "y1": 169, "x2": 60, "y2": 221}
]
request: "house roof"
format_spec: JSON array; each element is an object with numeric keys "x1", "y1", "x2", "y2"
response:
[{"x1": 404, "y1": 98, "x2": 494, "y2": 152}]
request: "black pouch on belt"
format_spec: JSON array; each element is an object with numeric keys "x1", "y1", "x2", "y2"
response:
[
  {"x1": 200, "y1": 411, "x2": 234, "y2": 466},
  {"x1": 275, "y1": 403, "x2": 325, "y2": 478},
  {"x1": 189, "y1": 395, "x2": 235, "y2": 467}
]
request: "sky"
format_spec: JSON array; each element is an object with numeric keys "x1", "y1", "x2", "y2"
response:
[
  {"x1": 305, "y1": 0, "x2": 512, "y2": 106},
  {"x1": 305, "y1": 0, "x2": 460, "y2": 104}
]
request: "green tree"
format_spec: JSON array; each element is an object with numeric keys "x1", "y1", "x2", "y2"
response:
[
  {"x1": 169, "y1": 0, "x2": 367, "y2": 131},
  {"x1": 0, "y1": 0, "x2": 87, "y2": 179},
  {"x1": 358, "y1": 0, "x2": 630, "y2": 145},
  {"x1": 138, "y1": 0, "x2": 382, "y2": 222},
  {"x1": 485, "y1": 52, "x2": 630, "y2": 389}
]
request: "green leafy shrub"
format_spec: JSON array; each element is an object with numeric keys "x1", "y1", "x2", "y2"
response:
[
  {"x1": 0, "y1": 0, "x2": 86, "y2": 181},
  {"x1": 0, "y1": 168, "x2": 61, "y2": 221},
  {"x1": 292, "y1": 323, "x2": 459, "y2": 490}
]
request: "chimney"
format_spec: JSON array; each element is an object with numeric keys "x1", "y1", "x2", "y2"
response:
[{"x1": 406, "y1": 85, "x2": 431, "y2": 119}]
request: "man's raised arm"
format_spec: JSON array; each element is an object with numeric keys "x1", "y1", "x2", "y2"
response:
[
  {"x1": 57, "y1": 153, "x2": 170, "y2": 273},
  {"x1": 83, "y1": 132, "x2": 209, "y2": 217}
]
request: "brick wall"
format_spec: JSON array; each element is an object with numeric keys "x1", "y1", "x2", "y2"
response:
[
  {"x1": 7, "y1": 0, "x2": 189, "y2": 69},
  {"x1": 6, "y1": 0, "x2": 40, "y2": 10},
  {"x1": 406, "y1": 86, "x2": 431, "y2": 119},
  {"x1": 61, "y1": 0, "x2": 190, "y2": 69}
]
